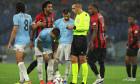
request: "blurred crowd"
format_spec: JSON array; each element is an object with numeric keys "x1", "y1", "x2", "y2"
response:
[{"x1": 0, "y1": 0, "x2": 140, "y2": 45}]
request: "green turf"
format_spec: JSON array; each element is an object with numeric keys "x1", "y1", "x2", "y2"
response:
[{"x1": 0, "y1": 63, "x2": 140, "y2": 84}]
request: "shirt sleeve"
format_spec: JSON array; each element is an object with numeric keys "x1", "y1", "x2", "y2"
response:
[
  {"x1": 90, "y1": 17, "x2": 98, "y2": 28},
  {"x1": 38, "y1": 31, "x2": 45, "y2": 41},
  {"x1": 133, "y1": 27, "x2": 139, "y2": 36},
  {"x1": 13, "y1": 15, "x2": 19, "y2": 25},
  {"x1": 54, "y1": 19, "x2": 60, "y2": 28}
]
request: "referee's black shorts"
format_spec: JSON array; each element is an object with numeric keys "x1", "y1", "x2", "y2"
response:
[
  {"x1": 87, "y1": 48, "x2": 106, "y2": 64},
  {"x1": 126, "y1": 48, "x2": 139, "y2": 56},
  {"x1": 70, "y1": 35, "x2": 87, "y2": 56}
]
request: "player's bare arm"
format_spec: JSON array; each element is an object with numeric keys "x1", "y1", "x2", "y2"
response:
[
  {"x1": 7, "y1": 25, "x2": 18, "y2": 52},
  {"x1": 37, "y1": 40, "x2": 43, "y2": 52},
  {"x1": 30, "y1": 30, "x2": 35, "y2": 50},
  {"x1": 89, "y1": 27, "x2": 98, "y2": 50},
  {"x1": 30, "y1": 20, "x2": 46, "y2": 30}
]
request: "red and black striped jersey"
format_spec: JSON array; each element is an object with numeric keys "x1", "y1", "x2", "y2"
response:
[
  {"x1": 90, "y1": 13, "x2": 106, "y2": 48},
  {"x1": 128, "y1": 24, "x2": 139, "y2": 48},
  {"x1": 35, "y1": 12, "x2": 54, "y2": 38}
]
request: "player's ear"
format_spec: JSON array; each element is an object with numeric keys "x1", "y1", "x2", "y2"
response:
[{"x1": 44, "y1": 8, "x2": 46, "y2": 11}]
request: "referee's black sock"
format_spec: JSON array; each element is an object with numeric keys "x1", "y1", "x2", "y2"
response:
[
  {"x1": 27, "y1": 60, "x2": 37, "y2": 74},
  {"x1": 45, "y1": 62, "x2": 48, "y2": 82},
  {"x1": 100, "y1": 63, "x2": 105, "y2": 78},
  {"x1": 132, "y1": 64, "x2": 137, "y2": 78},
  {"x1": 126, "y1": 64, "x2": 131, "y2": 77}
]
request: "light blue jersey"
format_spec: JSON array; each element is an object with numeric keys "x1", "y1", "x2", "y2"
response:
[
  {"x1": 54, "y1": 18, "x2": 74, "y2": 44},
  {"x1": 13, "y1": 13, "x2": 32, "y2": 45},
  {"x1": 35, "y1": 28, "x2": 60, "y2": 50}
]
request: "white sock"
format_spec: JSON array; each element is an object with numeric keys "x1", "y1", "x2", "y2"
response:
[
  {"x1": 18, "y1": 62, "x2": 29, "y2": 82},
  {"x1": 19, "y1": 71, "x2": 24, "y2": 83},
  {"x1": 96, "y1": 74, "x2": 101, "y2": 79},
  {"x1": 37, "y1": 56, "x2": 43, "y2": 81},
  {"x1": 64, "y1": 61, "x2": 71, "y2": 81},
  {"x1": 47, "y1": 59, "x2": 54, "y2": 81},
  {"x1": 54, "y1": 60, "x2": 59, "y2": 75}
]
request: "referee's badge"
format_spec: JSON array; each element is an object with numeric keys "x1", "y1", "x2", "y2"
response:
[{"x1": 77, "y1": 19, "x2": 80, "y2": 24}]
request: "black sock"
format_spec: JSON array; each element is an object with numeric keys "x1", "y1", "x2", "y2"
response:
[
  {"x1": 27, "y1": 60, "x2": 37, "y2": 74},
  {"x1": 45, "y1": 62, "x2": 48, "y2": 82},
  {"x1": 89, "y1": 61, "x2": 99, "y2": 75},
  {"x1": 132, "y1": 64, "x2": 137, "y2": 78},
  {"x1": 126, "y1": 64, "x2": 131, "y2": 77},
  {"x1": 100, "y1": 63, "x2": 105, "y2": 78}
]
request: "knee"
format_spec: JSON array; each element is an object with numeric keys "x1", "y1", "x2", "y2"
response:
[
  {"x1": 48, "y1": 59, "x2": 54, "y2": 67},
  {"x1": 125, "y1": 61, "x2": 130, "y2": 65},
  {"x1": 71, "y1": 59, "x2": 77, "y2": 63},
  {"x1": 79, "y1": 59, "x2": 86, "y2": 64}
]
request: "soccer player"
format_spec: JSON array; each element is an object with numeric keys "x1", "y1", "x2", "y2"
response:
[
  {"x1": 123, "y1": 15, "x2": 139, "y2": 81},
  {"x1": 27, "y1": 1, "x2": 54, "y2": 83},
  {"x1": 67, "y1": 2, "x2": 90, "y2": 84},
  {"x1": 34, "y1": 28, "x2": 60, "y2": 84},
  {"x1": 87, "y1": 4, "x2": 106, "y2": 84},
  {"x1": 7, "y1": 1, "x2": 44, "y2": 84},
  {"x1": 53, "y1": 8, "x2": 74, "y2": 84}
]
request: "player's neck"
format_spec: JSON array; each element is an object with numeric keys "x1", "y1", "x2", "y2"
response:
[
  {"x1": 130, "y1": 23, "x2": 135, "y2": 27},
  {"x1": 93, "y1": 12, "x2": 98, "y2": 15},
  {"x1": 78, "y1": 9, "x2": 83, "y2": 15},
  {"x1": 44, "y1": 11, "x2": 50, "y2": 16}
]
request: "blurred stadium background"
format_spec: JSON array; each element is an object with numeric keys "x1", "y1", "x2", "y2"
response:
[{"x1": 0, "y1": 0, "x2": 140, "y2": 64}]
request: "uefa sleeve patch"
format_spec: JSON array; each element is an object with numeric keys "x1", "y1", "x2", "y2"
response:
[
  {"x1": 93, "y1": 22, "x2": 96, "y2": 26},
  {"x1": 134, "y1": 30, "x2": 138, "y2": 33}
]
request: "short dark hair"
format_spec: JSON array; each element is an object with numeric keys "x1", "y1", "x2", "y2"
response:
[
  {"x1": 42, "y1": 0, "x2": 52, "y2": 12},
  {"x1": 63, "y1": 8, "x2": 70, "y2": 15},
  {"x1": 72, "y1": 2, "x2": 82, "y2": 8},
  {"x1": 52, "y1": 28, "x2": 60, "y2": 37},
  {"x1": 15, "y1": 1, "x2": 25, "y2": 14},
  {"x1": 129, "y1": 15, "x2": 135, "y2": 19}
]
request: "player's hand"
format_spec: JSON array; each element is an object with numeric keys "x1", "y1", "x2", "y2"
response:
[
  {"x1": 67, "y1": 25, "x2": 74, "y2": 30},
  {"x1": 89, "y1": 42, "x2": 94, "y2": 51},
  {"x1": 7, "y1": 43, "x2": 11, "y2": 52},
  {"x1": 126, "y1": 46, "x2": 130, "y2": 50},
  {"x1": 30, "y1": 41, "x2": 34, "y2": 50}
]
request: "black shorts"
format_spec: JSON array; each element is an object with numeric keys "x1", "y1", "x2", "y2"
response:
[
  {"x1": 87, "y1": 48, "x2": 106, "y2": 64},
  {"x1": 70, "y1": 35, "x2": 87, "y2": 56},
  {"x1": 126, "y1": 48, "x2": 139, "y2": 56}
]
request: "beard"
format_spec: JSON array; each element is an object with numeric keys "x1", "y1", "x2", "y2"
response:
[{"x1": 65, "y1": 19, "x2": 69, "y2": 21}]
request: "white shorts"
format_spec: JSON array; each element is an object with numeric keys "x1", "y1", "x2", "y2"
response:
[
  {"x1": 35, "y1": 47, "x2": 53, "y2": 57},
  {"x1": 14, "y1": 44, "x2": 28, "y2": 53},
  {"x1": 56, "y1": 44, "x2": 71, "y2": 61}
]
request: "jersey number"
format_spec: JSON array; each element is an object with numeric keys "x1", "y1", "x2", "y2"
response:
[{"x1": 24, "y1": 19, "x2": 28, "y2": 31}]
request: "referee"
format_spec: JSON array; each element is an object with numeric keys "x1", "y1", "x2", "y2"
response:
[{"x1": 67, "y1": 2, "x2": 90, "y2": 84}]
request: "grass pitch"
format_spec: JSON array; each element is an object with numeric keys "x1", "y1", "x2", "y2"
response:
[{"x1": 0, "y1": 63, "x2": 140, "y2": 84}]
